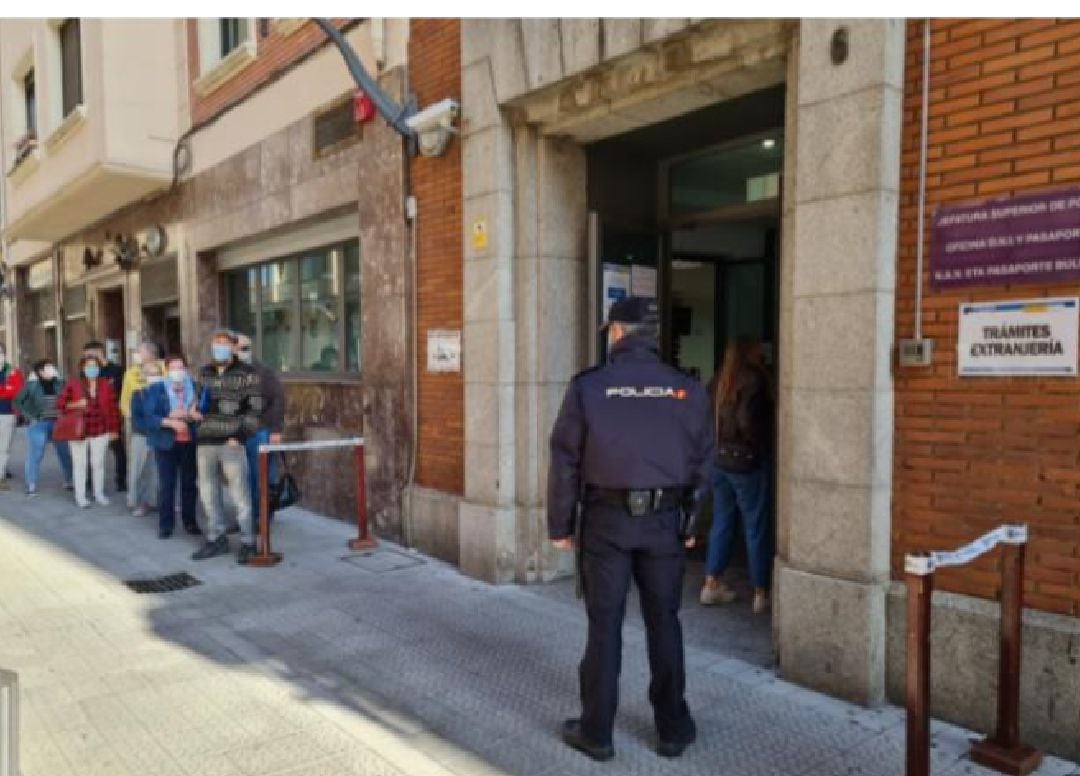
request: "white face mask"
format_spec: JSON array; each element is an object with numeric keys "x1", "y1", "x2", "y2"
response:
[
  {"x1": 41, "y1": 365, "x2": 58, "y2": 380},
  {"x1": 132, "y1": 352, "x2": 143, "y2": 365}
]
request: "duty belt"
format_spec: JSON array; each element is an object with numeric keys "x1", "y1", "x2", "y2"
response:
[{"x1": 585, "y1": 486, "x2": 686, "y2": 517}]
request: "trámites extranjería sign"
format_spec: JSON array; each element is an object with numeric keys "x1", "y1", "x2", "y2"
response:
[{"x1": 957, "y1": 298, "x2": 1078, "y2": 377}]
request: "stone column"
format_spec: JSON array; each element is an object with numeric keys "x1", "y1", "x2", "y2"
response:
[
  {"x1": 459, "y1": 27, "x2": 519, "y2": 582},
  {"x1": 774, "y1": 19, "x2": 904, "y2": 705},
  {"x1": 358, "y1": 68, "x2": 411, "y2": 540}
]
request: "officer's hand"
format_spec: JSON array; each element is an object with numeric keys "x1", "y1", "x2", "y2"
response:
[
  {"x1": 552, "y1": 537, "x2": 574, "y2": 551},
  {"x1": 683, "y1": 536, "x2": 697, "y2": 549}
]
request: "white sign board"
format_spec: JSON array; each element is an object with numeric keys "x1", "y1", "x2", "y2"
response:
[
  {"x1": 958, "y1": 297, "x2": 1078, "y2": 377},
  {"x1": 427, "y1": 329, "x2": 461, "y2": 373}
]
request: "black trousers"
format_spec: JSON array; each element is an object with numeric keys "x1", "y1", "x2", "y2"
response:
[
  {"x1": 111, "y1": 437, "x2": 126, "y2": 489},
  {"x1": 578, "y1": 501, "x2": 693, "y2": 747}
]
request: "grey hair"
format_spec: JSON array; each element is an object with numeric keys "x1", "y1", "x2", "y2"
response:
[
  {"x1": 139, "y1": 340, "x2": 162, "y2": 359},
  {"x1": 211, "y1": 328, "x2": 238, "y2": 344}
]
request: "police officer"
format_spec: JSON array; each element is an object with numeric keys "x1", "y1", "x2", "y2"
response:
[{"x1": 548, "y1": 296, "x2": 714, "y2": 762}]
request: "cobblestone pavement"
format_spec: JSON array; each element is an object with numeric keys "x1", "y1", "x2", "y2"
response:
[{"x1": 0, "y1": 437, "x2": 1077, "y2": 776}]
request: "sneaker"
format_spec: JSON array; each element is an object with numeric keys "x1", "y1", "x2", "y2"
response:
[
  {"x1": 237, "y1": 543, "x2": 257, "y2": 565},
  {"x1": 700, "y1": 581, "x2": 737, "y2": 606},
  {"x1": 752, "y1": 589, "x2": 771, "y2": 615},
  {"x1": 131, "y1": 505, "x2": 149, "y2": 518},
  {"x1": 76, "y1": 499, "x2": 91, "y2": 509},
  {"x1": 25, "y1": 487, "x2": 37, "y2": 498},
  {"x1": 191, "y1": 536, "x2": 229, "y2": 561},
  {"x1": 95, "y1": 495, "x2": 110, "y2": 507}
]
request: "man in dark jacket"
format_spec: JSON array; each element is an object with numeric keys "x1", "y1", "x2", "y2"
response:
[
  {"x1": 191, "y1": 329, "x2": 264, "y2": 564},
  {"x1": 83, "y1": 341, "x2": 126, "y2": 492},
  {"x1": 235, "y1": 333, "x2": 284, "y2": 522},
  {"x1": 548, "y1": 297, "x2": 714, "y2": 762}
]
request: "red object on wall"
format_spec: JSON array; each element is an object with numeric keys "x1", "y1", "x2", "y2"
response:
[{"x1": 353, "y1": 90, "x2": 376, "y2": 124}]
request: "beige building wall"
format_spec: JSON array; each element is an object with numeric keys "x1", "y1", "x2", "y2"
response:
[{"x1": 1, "y1": 19, "x2": 181, "y2": 244}]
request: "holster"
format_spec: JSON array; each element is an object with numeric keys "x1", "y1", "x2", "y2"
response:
[{"x1": 679, "y1": 488, "x2": 705, "y2": 540}]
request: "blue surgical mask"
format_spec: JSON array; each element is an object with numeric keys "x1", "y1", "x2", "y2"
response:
[
  {"x1": 84, "y1": 365, "x2": 100, "y2": 380},
  {"x1": 169, "y1": 369, "x2": 186, "y2": 384},
  {"x1": 212, "y1": 344, "x2": 232, "y2": 362}
]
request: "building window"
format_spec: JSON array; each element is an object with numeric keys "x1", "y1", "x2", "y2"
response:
[
  {"x1": 224, "y1": 241, "x2": 361, "y2": 375},
  {"x1": 23, "y1": 69, "x2": 36, "y2": 138},
  {"x1": 59, "y1": 19, "x2": 82, "y2": 118},
  {"x1": 219, "y1": 18, "x2": 243, "y2": 58},
  {"x1": 196, "y1": 18, "x2": 254, "y2": 88}
]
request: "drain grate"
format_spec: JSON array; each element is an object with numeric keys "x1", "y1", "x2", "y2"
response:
[
  {"x1": 123, "y1": 572, "x2": 202, "y2": 594},
  {"x1": 342, "y1": 548, "x2": 426, "y2": 574}
]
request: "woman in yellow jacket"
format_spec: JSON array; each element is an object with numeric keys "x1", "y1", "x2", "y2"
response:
[{"x1": 120, "y1": 342, "x2": 165, "y2": 516}]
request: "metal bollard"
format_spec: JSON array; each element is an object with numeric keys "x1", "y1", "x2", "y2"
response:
[
  {"x1": 969, "y1": 537, "x2": 1043, "y2": 775},
  {"x1": 0, "y1": 669, "x2": 19, "y2": 776},
  {"x1": 905, "y1": 554, "x2": 934, "y2": 776}
]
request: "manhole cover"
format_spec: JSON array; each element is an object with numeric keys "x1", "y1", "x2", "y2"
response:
[
  {"x1": 124, "y1": 572, "x2": 202, "y2": 594},
  {"x1": 342, "y1": 549, "x2": 425, "y2": 574}
]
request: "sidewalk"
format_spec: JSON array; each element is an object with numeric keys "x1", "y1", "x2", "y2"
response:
[{"x1": 0, "y1": 437, "x2": 1077, "y2": 776}]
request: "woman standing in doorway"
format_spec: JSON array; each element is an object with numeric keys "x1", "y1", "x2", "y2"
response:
[
  {"x1": 14, "y1": 359, "x2": 74, "y2": 495},
  {"x1": 701, "y1": 340, "x2": 774, "y2": 614},
  {"x1": 57, "y1": 354, "x2": 120, "y2": 508}
]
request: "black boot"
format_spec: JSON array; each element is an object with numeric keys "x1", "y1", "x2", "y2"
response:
[
  {"x1": 191, "y1": 535, "x2": 228, "y2": 561},
  {"x1": 561, "y1": 720, "x2": 614, "y2": 762},
  {"x1": 657, "y1": 717, "x2": 697, "y2": 758},
  {"x1": 237, "y1": 543, "x2": 257, "y2": 565}
]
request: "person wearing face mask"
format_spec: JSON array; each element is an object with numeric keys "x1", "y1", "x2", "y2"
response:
[
  {"x1": 0, "y1": 345, "x2": 25, "y2": 488},
  {"x1": 190, "y1": 330, "x2": 264, "y2": 564},
  {"x1": 58, "y1": 355, "x2": 121, "y2": 508},
  {"x1": 134, "y1": 353, "x2": 202, "y2": 539},
  {"x1": 14, "y1": 360, "x2": 74, "y2": 495},
  {"x1": 82, "y1": 341, "x2": 127, "y2": 493},
  {"x1": 120, "y1": 341, "x2": 165, "y2": 516},
  {"x1": 234, "y1": 333, "x2": 285, "y2": 524}
]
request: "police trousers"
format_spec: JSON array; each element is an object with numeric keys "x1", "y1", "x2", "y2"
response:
[{"x1": 578, "y1": 501, "x2": 693, "y2": 747}]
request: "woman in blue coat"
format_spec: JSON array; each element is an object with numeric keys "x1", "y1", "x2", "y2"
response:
[{"x1": 133, "y1": 354, "x2": 202, "y2": 539}]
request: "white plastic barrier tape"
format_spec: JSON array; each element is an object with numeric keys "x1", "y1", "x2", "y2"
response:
[
  {"x1": 258, "y1": 437, "x2": 363, "y2": 453},
  {"x1": 904, "y1": 524, "x2": 1028, "y2": 576}
]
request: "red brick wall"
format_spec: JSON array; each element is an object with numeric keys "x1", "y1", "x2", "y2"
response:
[
  {"x1": 894, "y1": 19, "x2": 1080, "y2": 616},
  {"x1": 186, "y1": 19, "x2": 351, "y2": 125},
  {"x1": 409, "y1": 19, "x2": 464, "y2": 495}
]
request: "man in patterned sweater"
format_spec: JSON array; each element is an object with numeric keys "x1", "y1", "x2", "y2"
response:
[{"x1": 191, "y1": 329, "x2": 264, "y2": 564}]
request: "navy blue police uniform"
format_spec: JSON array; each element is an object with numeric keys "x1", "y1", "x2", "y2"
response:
[{"x1": 547, "y1": 296, "x2": 714, "y2": 760}]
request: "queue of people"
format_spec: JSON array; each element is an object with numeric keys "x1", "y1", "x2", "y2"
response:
[{"x1": 8, "y1": 330, "x2": 282, "y2": 565}]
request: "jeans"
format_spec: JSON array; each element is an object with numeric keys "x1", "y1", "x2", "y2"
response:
[
  {"x1": 245, "y1": 429, "x2": 278, "y2": 523},
  {"x1": 156, "y1": 443, "x2": 197, "y2": 534},
  {"x1": 70, "y1": 434, "x2": 111, "y2": 505},
  {"x1": 0, "y1": 413, "x2": 15, "y2": 477},
  {"x1": 197, "y1": 443, "x2": 253, "y2": 544},
  {"x1": 126, "y1": 420, "x2": 158, "y2": 509},
  {"x1": 24, "y1": 420, "x2": 73, "y2": 490},
  {"x1": 706, "y1": 465, "x2": 773, "y2": 589}
]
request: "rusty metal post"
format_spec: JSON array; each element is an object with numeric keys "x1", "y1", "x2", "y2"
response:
[
  {"x1": 348, "y1": 441, "x2": 377, "y2": 551},
  {"x1": 905, "y1": 553, "x2": 934, "y2": 776},
  {"x1": 970, "y1": 532, "x2": 1042, "y2": 775},
  {"x1": 248, "y1": 449, "x2": 282, "y2": 567}
]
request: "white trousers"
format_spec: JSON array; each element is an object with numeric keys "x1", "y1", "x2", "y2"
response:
[
  {"x1": 70, "y1": 434, "x2": 110, "y2": 504},
  {"x1": 0, "y1": 414, "x2": 15, "y2": 477}
]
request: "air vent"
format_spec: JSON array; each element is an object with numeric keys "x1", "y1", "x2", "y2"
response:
[{"x1": 123, "y1": 572, "x2": 202, "y2": 594}]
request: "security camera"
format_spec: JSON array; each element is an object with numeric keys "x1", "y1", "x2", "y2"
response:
[{"x1": 405, "y1": 98, "x2": 460, "y2": 157}]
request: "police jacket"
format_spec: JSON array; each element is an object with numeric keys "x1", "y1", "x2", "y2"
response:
[{"x1": 547, "y1": 335, "x2": 715, "y2": 539}]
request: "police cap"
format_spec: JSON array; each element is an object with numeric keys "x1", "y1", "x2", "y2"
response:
[{"x1": 604, "y1": 296, "x2": 659, "y2": 330}]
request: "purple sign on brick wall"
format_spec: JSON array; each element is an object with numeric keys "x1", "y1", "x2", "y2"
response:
[{"x1": 930, "y1": 186, "x2": 1080, "y2": 288}]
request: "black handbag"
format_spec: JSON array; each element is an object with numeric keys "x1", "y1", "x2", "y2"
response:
[{"x1": 269, "y1": 456, "x2": 300, "y2": 513}]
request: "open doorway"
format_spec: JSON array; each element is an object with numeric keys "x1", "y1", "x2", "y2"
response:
[
  {"x1": 586, "y1": 86, "x2": 784, "y2": 663},
  {"x1": 97, "y1": 287, "x2": 126, "y2": 369}
]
